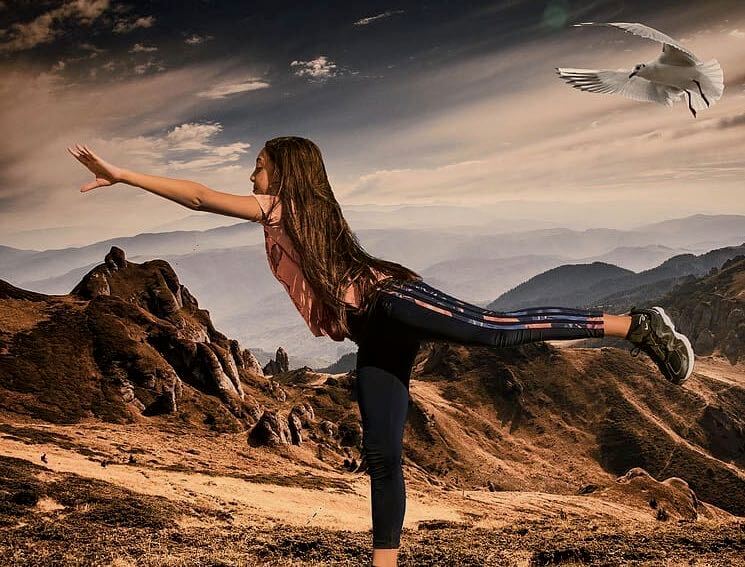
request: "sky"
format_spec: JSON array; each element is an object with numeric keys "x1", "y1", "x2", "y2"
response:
[{"x1": 1, "y1": 0, "x2": 745, "y2": 250}]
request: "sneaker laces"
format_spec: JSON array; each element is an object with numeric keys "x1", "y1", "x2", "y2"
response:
[
  {"x1": 628, "y1": 312, "x2": 664, "y2": 360},
  {"x1": 631, "y1": 318, "x2": 672, "y2": 369}
]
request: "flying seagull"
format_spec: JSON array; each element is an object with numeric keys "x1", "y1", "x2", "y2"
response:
[{"x1": 555, "y1": 22, "x2": 724, "y2": 117}]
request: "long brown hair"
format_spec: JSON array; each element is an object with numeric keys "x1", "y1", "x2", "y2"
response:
[{"x1": 262, "y1": 136, "x2": 422, "y2": 339}]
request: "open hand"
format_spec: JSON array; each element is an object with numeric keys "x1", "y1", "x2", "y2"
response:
[{"x1": 67, "y1": 144, "x2": 125, "y2": 192}]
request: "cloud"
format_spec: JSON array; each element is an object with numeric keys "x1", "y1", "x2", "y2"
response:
[
  {"x1": 353, "y1": 10, "x2": 405, "y2": 26},
  {"x1": 0, "y1": 59, "x2": 261, "y2": 240},
  {"x1": 133, "y1": 58, "x2": 166, "y2": 75},
  {"x1": 100, "y1": 121, "x2": 252, "y2": 171},
  {"x1": 112, "y1": 15, "x2": 155, "y2": 34},
  {"x1": 345, "y1": 160, "x2": 487, "y2": 201},
  {"x1": 716, "y1": 111, "x2": 745, "y2": 129},
  {"x1": 0, "y1": 0, "x2": 109, "y2": 53},
  {"x1": 88, "y1": 50, "x2": 167, "y2": 78},
  {"x1": 290, "y1": 55, "x2": 338, "y2": 82},
  {"x1": 129, "y1": 42, "x2": 158, "y2": 53},
  {"x1": 3, "y1": 2, "x2": 745, "y2": 247},
  {"x1": 184, "y1": 33, "x2": 214, "y2": 45},
  {"x1": 196, "y1": 78, "x2": 270, "y2": 99},
  {"x1": 48, "y1": 43, "x2": 105, "y2": 74},
  {"x1": 166, "y1": 152, "x2": 247, "y2": 171},
  {"x1": 79, "y1": 42, "x2": 105, "y2": 57},
  {"x1": 166, "y1": 122, "x2": 223, "y2": 150},
  {"x1": 330, "y1": 13, "x2": 745, "y2": 215}
]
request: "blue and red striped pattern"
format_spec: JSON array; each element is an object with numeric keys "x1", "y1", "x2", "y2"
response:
[{"x1": 377, "y1": 279, "x2": 605, "y2": 332}]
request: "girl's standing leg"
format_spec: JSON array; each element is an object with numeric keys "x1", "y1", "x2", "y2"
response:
[
  {"x1": 350, "y1": 303, "x2": 421, "y2": 566},
  {"x1": 356, "y1": 365, "x2": 409, "y2": 565}
]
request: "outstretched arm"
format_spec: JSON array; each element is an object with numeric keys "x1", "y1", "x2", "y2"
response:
[
  {"x1": 68, "y1": 143, "x2": 203, "y2": 210},
  {"x1": 119, "y1": 169, "x2": 204, "y2": 210},
  {"x1": 67, "y1": 144, "x2": 263, "y2": 221},
  {"x1": 192, "y1": 188, "x2": 264, "y2": 222}
]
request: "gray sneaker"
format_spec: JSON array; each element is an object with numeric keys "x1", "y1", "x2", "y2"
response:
[{"x1": 626, "y1": 306, "x2": 695, "y2": 385}]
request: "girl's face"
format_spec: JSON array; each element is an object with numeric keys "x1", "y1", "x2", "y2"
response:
[{"x1": 251, "y1": 148, "x2": 276, "y2": 195}]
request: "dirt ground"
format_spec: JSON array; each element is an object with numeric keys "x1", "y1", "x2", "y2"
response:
[{"x1": 1, "y1": 416, "x2": 744, "y2": 566}]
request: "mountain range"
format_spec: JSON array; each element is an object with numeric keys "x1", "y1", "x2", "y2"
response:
[
  {"x1": 1, "y1": 238, "x2": 744, "y2": 563},
  {"x1": 2, "y1": 213, "x2": 744, "y2": 368}
]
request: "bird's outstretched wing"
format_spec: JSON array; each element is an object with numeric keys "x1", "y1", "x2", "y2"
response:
[
  {"x1": 555, "y1": 67, "x2": 682, "y2": 106},
  {"x1": 573, "y1": 22, "x2": 700, "y2": 66}
]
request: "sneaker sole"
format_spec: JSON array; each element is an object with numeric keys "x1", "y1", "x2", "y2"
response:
[{"x1": 651, "y1": 306, "x2": 695, "y2": 383}]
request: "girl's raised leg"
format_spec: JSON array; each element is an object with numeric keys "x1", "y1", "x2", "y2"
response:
[{"x1": 371, "y1": 279, "x2": 608, "y2": 347}]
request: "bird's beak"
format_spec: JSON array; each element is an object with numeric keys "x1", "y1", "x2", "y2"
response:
[{"x1": 629, "y1": 71, "x2": 637, "y2": 78}]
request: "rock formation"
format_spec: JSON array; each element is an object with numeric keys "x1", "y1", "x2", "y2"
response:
[
  {"x1": 660, "y1": 255, "x2": 745, "y2": 364},
  {"x1": 263, "y1": 346, "x2": 289, "y2": 375},
  {"x1": 0, "y1": 246, "x2": 265, "y2": 427}
]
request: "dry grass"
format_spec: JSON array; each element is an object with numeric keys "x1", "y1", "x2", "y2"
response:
[{"x1": 1, "y1": 443, "x2": 744, "y2": 566}]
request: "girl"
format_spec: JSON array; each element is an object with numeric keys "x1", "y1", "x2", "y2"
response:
[{"x1": 68, "y1": 137, "x2": 694, "y2": 567}]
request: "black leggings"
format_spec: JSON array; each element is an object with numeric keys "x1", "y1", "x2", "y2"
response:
[{"x1": 347, "y1": 278, "x2": 604, "y2": 549}]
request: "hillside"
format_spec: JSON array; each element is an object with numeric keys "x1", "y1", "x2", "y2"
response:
[
  {"x1": 1, "y1": 245, "x2": 744, "y2": 564},
  {"x1": 489, "y1": 243, "x2": 745, "y2": 312},
  {"x1": 0, "y1": 246, "x2": 275, "y2": 428}
]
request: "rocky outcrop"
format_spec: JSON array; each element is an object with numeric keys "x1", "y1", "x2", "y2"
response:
[
  {"x1": 0, "y1": 246, "x2": 266, "y2": 426},
  {"x1": 318, "y1": 419, "x2": 338, "y2": 438},
  {"x1": 247, "y1": 401, "x2": 319, "y2": 447},
  {"x1": 242, "y1": 394, "x2": 263, "y2": 424},
  {"x1": 288, "y1": 402, "x2": 316, "y2": 444},
  {"x1": 242, "y1": 391, "x2": 359, "y2": 451},
  {"x1": 0, "y1": 246, "x2": 367, "y2": 468},
  {"x1": 413, "y1": 342, "x2": 466, "y2": 380},
  {"x1": 265, "y1": 379, "x2": 287, "y2": 402},
  {"x1": 659, "y1": 255, "x2": 745, "y2": 364},
  {"x1": 596, "y1": 467, "x2": 732, "y2": 521},
  {"x1": 197, "y1": 342, "x2": 244, "y2": 404},
  {"x1": 336, "y1": 416, "x2": 363, "y2": 449},
  {"x1": 238, "y1": 343, "x2": 264, "y2": 376},
  {"x1": 249, "y1": 409, "x2": 292, "y2": 447},
  {"x1": 263, "y1": 346, "x2": 289, "y2": 375}
]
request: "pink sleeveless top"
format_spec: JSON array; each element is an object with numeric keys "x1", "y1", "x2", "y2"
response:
[{"x1": 253, "y1": 193, "x2": 388, "y2": 341}]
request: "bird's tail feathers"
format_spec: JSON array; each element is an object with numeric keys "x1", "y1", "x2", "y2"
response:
[{"x1": 696, "y1": 58, "x2": 724, "y2": 103}]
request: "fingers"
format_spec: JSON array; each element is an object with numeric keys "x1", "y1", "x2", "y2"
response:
[
  {"x1": 67, "y1": 143, "x2": 97, "y2": 162},
  {"x1": 82, "y1": 144, "x2": 99, "y2": 160},
  {"x1": 76, "y1": 144, "x2": 91, "y2": 159},
  {"x1": 67, "y1": 145, "x2": 89, "y2": 162},
  {"x1": 69, "y1": 144, "x2": 112, "y2": 194}
]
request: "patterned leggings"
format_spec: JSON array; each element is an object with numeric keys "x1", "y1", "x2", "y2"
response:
[{"x1": 347, "y1": 278, "x2": 604, "y2": 549}]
